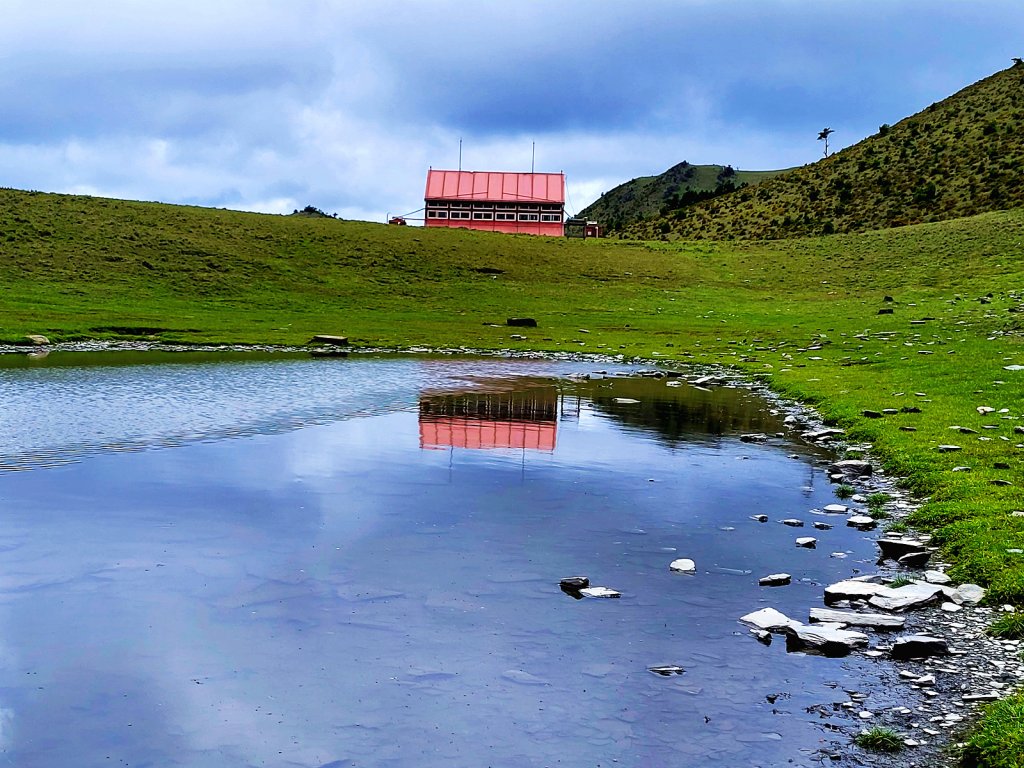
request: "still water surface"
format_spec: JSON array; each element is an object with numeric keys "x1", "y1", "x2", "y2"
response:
[{"x1": 0, "y1": 352, "x2": 907, "y2": 767}]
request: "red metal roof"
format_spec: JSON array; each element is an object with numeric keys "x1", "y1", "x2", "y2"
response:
[
  {"x1": 425, "y1": 170, "x2": 565, "y2": 204},
  {"x1": 419, "y1": 417, "x2": 557, "y2": 451}
]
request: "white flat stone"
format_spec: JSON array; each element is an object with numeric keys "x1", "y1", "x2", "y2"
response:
[
  {"x1": 759, "y1": 573, "x2": 792, "y2": 587},
  {"x1": 868, "y1": 583, "x2": 945, "y2": 612},
  {"x1": 579, "y1": 587, "x2": 621, "y2": 599},
  {"x1": 951, "y1": 583, "x2": 986, "y2": 605},
  {"x1": 795, "y1": 537, "x2": 817, "y2": 548},
  {"x1": 669, "y1": 558, "x2": 696, "y2": 573},
  {"x1": 924, "y1": 570, "x2": 952, "y2": 585},
  {"x1": 739, "y1": 607, "x2": 800, "y2": 632},
  {"x1": 808, "y1": 607, "x2": 905, "y2": 629},
  {"x1": 825, "y1": 579, "x2": 892, "y2": 602}
]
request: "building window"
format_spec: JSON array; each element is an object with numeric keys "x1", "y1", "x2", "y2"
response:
[
  {"x1": 450, "y1": 210, "x2": 471, "y2": 220},
  {"x1": 495, "y1": 212, "x2": 516, "y2": 221},
  {"x1": 472, "y1": 211, "x2": 494, "y2": 220},
  {"x1": 518, "y1": 213, "x2": 539, "y2": 222},
  {"x1": 427, "y1": 210, "x2": 448, "y2": 219},
  {"x1": 540, "y1": 213, "x2": 561, "y2": 222}
]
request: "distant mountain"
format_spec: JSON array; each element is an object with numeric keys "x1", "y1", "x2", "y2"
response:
[
  {"x1": 620, "y1": 62, "x2": 1024, "y2": 240},
  {"x1": 580, "y1": 163, "x2": 787, "y2": 233}
]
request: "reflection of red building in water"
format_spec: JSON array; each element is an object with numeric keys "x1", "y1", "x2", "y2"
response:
[
  {"x1": 424, "y1": 170, "x2": 565, "y2": 236},
  {"x1": 419, "y1": 387, "x2": 560, "y2": 451}
]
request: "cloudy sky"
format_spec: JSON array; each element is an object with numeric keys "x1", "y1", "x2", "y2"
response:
[{"x1": 2, "y1": 1, "x2": 1022, "y2": 223}]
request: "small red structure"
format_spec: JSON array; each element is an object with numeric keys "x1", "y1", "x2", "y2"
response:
[{"x1": 424, "y1": 170, "x2": 565, "y2": 236}]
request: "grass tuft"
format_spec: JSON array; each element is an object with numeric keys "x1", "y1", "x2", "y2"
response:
[
  {"x1": 987, "y1": 613, "x2": 1024, "y2": 640},
  {"x1": 854, "y1": 727, "x2": 904, "y2": 753},
  {"x1": 835, "y1": 484, "x2": 855, "y2": 499}
]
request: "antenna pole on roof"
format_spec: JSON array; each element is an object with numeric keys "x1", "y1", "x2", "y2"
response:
[
  {"x1": 531, "y1": 142, "x2": 535, "y2": 174},
  {"x1": 459, "y1": 138, "x2": 462, "y2": 171}
]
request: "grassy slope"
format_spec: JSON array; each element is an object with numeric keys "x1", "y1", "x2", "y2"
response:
[
  {"x1": 3, "y1": 186, "x2": 1024, "y2": 764},
  {"x1": 621, "y1": 63, "x2": 1024, "y2": 241},
  {"x1": 579, "y1": 162, "x2": 787, "y2": 232}
]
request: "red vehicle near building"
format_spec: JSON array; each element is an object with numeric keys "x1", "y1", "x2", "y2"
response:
[{"x1": 424, "y1": 169, "x2": 565, "y2": 236}]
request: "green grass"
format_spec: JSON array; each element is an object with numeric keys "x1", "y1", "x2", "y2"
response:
[
  {"x1": 988, "y1": 613, "x2": 1024, "y2": 640},
  {"x1": 854, "y1": 727, "x2": 904, "y2": 753},
  {"x1": 889, "y1": 575, "x2": 916, "y2": 588},
  {"x1": 835, "y1": 484, "x2": 855, "y2": 499},
  {"x1": 961, "y1": 695, "x2": 1024, "y2": 768},
  {"x1": 2, "y1": 185, "x2": 1024, "y2": 765}
]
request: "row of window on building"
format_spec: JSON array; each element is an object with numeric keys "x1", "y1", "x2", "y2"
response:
[{"x1": 426, "y1": 203, "x2": 563, "y2": 223}]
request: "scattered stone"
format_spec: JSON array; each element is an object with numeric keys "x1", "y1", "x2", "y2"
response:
[
  {"x1": 579, "y1": 587, "x2": 621, "y2": 599},
  {"x1": 750, "y1": 514, "x2": 769, "y2": 523},
  {"x1": 863, "y1": 410, "x2": 883, "y2": 418},
  {"x1": 309, "y1": 334, "x2": 349, "y2": 345},
  {"x1": 952, "y1": 466, "x2": 972, "y2": 472},
  {"x1": 648, "y1": 665, "x2": 686, "y2": 676},
  {"x1": 847, "y1": 515, "x2": 877, "y2": 531},
  {"x1": 740, "y1": 433, "x2": 769, "y2": 443},
  {"x1": 869, "y1": 583, "x2": 945, "y2": 612},
  {"x1": 506, "y1": 317, "x2": 537, "y2": 327},
  {"x1": 822, "y1": 504, "x2": 849, "y2": 514},
  {"x1": 877, "y1": 538, "x2": 929, "y2": 562},
  {"x1": 796, "y1": 537, "x2": 817, "y2": 548},
  {"x1": 977, "y1": 406, "x2": 996, "y2": 414},
  {"x1": 813, "y1": 522, "x2": 833, "y2": 530},
  {"x1": 991, "y1": 479, "x2": 1014, "y2": 487},
  {"x1": 898, "y1": 550, "x2": 932, "y2": 568},
  {"x1": 900, "y1": 426, "x2": 918, "y2": 432},
  {"x1": 802, "y1": 428, "x2": 845, "y2": 442},
  {"x1": 830, "y1": 459, "x2": 872, "y2": 477},
  {"x1": 808, "y1": 607, "x2": 905, "y2": 630},
  {"x1": 612, "y1": 397, "x2": 640, "y2": 404},
  {"x1": 950, "y1": 584, "x2": 986, "y2": 606},
  {"x1": 24, "y1": 334, "x2": 50, "y2": 345},
  {"x1": 891, "y1": 635, "x2": 951, "y2": 660},
  {"x1": 937, "y1": 445, "x2": 962, "y2": 452},
  {"x1": 759, "y1": 573, "x2": 792, "y2": 587},
  {"x1": 783, "y1": 623, "x2": 869, "y2": 657},
  {"x1": 962, "y1": 693, "x2": 1000, "y2": 702},
  {"x1": 995, "y1": 462, "x2": 1011, "y2": 470},
  {"x1": 739, "y1": 607, "x2": 800, "y2": 632},
  {"x1": 669, "y1": 559, "x2": 696, "y2": 574},
  {"x1": 559, "y1": 576, "x2": 589, "y2": 590},
  {"x1": 940, "y1": 602, "x2": 963, "y2": 613},
  {"x1": 924, "y1": 570, "x2": 951, "y2": 585},
  {"x1": 825, "y1": 580, "x2": 891, "y2": 603},
  {"x1": 782, "y1": 519, "x2": 804, "y2": 527}
]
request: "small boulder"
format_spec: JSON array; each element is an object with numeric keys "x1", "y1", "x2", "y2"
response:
[
  {"x1": 795, "y1": 537, "x2": 817, "y2": 548},
  {"x1": 506, "y1": 317, "x2": 538, "y2": 327},
  {"x1": 813, "y1": 522, "x2": 833, "y2": 530},
  {"x1": 782, "y1": 519, "x2": 804, "y2": 527},
  {"x1": 877, "y1": 538, "x2": 929, "y2": 562},
  {"x1": 25, "y1": 334, "x2": 50, "y2": 345},
  {"x1": 559, "y1": 576, "x2": 589, "y2": 590},
  {"x1": 739, "y1": 607, "x2": 800, "y2": 632},
  {"x1": 669, "y1": 559, "x2": 696, "y2": 574},
  {"x1": 822, "y1": 504, "x2": 849, "y2": 514},
  {"x1": 868, "y1": 583, "x2": 944, "y2": 612},
  {"x1": 759, "y1": 573, "x2": 792, "y2": 587},
  {"x1": 751, "y1": 514, "x2": 769, "y2": 523},
  {"x1": 863, "y1": 410, "x2": 883, "y2": 418},
  {"x1": 783, "y1": 623, "x2": 869, "y2": 657},
  {"x1": 740, "y1": 433, "x2": 769, "y2": 443},
  {"x1": 890, "y1": 634, "x2": 950, "y2": 660},
  {"x1": 847, "y1": 515, "x2": 877, "y2": 531},
  {"x1": 924, "y1": 570, "x2": 951, "y2": 585},
  {"x1": 309, "y1": 334, "x2": 349, "y2": 346},
  {"x1": 937, "y1": 445, "x2": 962, "y2": 452},
  {"x1": 830, "y1": 459, "x2": 872, "y2": 477},
  {"x1": 951, "y1": 583, "x2": 986, "y2": 606},
  {"x1": 898, "y1": 551, "x2": 932, "y2": 568},
  {"x1": 808, "y1": 607, "x2": 905, "y2": 630}
]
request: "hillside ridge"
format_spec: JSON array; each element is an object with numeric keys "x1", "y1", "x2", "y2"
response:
[{"x1": 620, "y1": 63, "x2": 1024, "y2": 240}]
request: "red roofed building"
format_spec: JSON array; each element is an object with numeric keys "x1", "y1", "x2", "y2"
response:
[{"x1": 424, "y1": 170, "x2": 565, "y2": 236}]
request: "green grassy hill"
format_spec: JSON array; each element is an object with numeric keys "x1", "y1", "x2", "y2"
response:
[
  {"x1": 622, "y1": 62, "x2": 1024, "y2": 240},
  {"x1": 579, "y1": 162, "x2": 786, "y2": 233},
  {"x1": 2, "y1": 185, "x2": 1024, "y2": 764}
]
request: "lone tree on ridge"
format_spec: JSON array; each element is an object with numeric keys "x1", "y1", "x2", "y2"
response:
[{"x1": 817, "y1": 127, "x2": 835, "y2": 158}]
